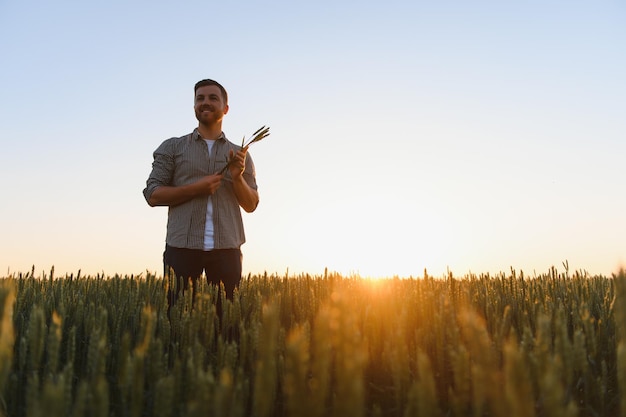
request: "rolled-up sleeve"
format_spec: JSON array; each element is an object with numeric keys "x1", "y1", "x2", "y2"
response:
[{"x1": 143, "y1": 139, "x2": 174, "y2": 203}]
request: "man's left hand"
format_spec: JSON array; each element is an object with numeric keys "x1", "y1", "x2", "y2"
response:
[{"x1": 228, "y1": 148, "x2": 247, "y2": 179}]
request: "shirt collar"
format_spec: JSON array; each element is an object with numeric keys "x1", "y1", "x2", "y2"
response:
[{"x1": 193, "y1": 128, "x2": 225, "y2": 142}]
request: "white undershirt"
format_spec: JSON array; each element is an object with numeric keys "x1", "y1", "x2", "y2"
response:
[{"x1": 203, "y1": 139, "x2": 215, "y2": 250}]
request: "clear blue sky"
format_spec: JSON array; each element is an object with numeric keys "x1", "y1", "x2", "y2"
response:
[{"x1": 1, "y1": 0, "x2": 624, "y2": 278}]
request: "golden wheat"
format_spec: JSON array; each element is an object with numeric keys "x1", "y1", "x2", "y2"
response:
[{"x1": 0, "y1": 267, "x2": 623, "y2": 416}]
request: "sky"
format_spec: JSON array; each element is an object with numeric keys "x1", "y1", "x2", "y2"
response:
[{"x1": 1, "y1": 0, "x2": 624, "y2": 279}]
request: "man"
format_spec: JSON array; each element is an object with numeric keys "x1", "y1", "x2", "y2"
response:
[{"x1": 143, "y1": 79, "x2": 259, "y2": 312}]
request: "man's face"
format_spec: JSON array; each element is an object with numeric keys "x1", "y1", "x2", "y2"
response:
[{"x1": 194, "y1": 85, "x2": 229, "y2": 125}]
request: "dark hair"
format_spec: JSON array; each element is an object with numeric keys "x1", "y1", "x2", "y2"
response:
[{"x1": 194, "y1": 79, "x2": 228, "y2": 105}]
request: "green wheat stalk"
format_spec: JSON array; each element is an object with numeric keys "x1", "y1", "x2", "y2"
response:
[{"x1": 218, "y1": 125, "x2": 270, "y2": 175}]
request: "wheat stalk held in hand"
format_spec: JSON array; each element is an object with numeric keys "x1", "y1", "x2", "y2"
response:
[{"x1": 218, "y1": 125, "x2": 270, "y2": 175}]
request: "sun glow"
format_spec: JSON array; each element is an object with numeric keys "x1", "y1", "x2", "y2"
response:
[{"x1": 256, "y1": 200, "x2": 453, "y2": 280}]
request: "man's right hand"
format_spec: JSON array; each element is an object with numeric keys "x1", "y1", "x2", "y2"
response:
[
  {"x1": 148, "y1": 174, "x2": 223, "y2": 207},
  {"x1": 198, "y1": 174, "x2": 224, "y2": 195}
]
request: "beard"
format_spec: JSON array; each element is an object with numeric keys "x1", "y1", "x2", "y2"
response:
[{"x1": 195, "y1": 106, "x2": 224, "y2": 126}]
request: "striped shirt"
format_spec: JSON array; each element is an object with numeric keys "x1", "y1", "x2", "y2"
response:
[{"x1": 143, "y1": 129, "x2": 258, "y2": 250}]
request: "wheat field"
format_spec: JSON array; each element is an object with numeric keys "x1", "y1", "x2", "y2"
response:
[{"x1": 1, "y1": 266, "x2": 625, "y2": 417}]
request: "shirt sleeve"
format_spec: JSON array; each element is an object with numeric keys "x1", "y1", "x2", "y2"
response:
[
  {"x1": 243, "y1": 153, "x2": 258, "y2": 191},
  {"x1": 143, "y1": 139, "x2": 175, "y2": 203}
]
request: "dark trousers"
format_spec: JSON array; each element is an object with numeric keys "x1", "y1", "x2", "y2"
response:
[{"x1": 163, "y1": 244, "x2": 242, "y2": 313}]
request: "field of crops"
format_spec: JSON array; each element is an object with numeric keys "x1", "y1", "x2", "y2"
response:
[{"x1": 1, "y1": 266, "x2": 625, "y2": 417}]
